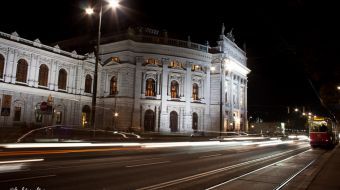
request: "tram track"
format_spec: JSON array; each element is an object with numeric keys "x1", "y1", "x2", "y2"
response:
[
  {"x1": 137, "y1": 145, "x2": 311, "y2": 190},
  {"x1": 206, "y1": 147, "x2": 328, "y2": 190}
]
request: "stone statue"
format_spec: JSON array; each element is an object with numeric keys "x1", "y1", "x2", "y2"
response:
[
  {"x1": 227, "y1": 28, "x2": 235, "y2": 42},
  {"x1": 221, "y1": 23, "x2": 225, "y2": 35}
]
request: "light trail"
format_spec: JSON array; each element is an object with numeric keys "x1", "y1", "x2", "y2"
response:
[
  {"x1": 0, "y1": 158, "x2": 44, "y2": 164},
  {"x1": 126, "y1": 161, "x2": 171, "y2": 168}
]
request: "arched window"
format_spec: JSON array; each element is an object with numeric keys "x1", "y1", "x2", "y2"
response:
[
  {"x1": 144, "y1": 109, "x2": 155, "y2": 132},
  {"x1": 16, "y1": 59, "x2": 28, "y2": 83},
  {"x1": 192, "y1": 112, "x2": 198, "y2": 131},
  {"x1": 0, "y1": 54, "x2": 4, "y2": 79},
  {"x1": 170, "y1": 80, "x2": 179, "y2": 98},
  {"x1": 192, "y1": 83, "x2": 199, "y2": 100},
  {"x1": 82, "y1": 105, "x2": 91, "y2": 127},
  {"x1": 170, "y1": 111, "x2": 178, "y2": 132},
  {"x1": 110, "y1": 76, "x2": 118, "y2": 95},
  {"x1": 58, "y1": 69, "x2": 67, "y2": 90},
  {"x1": 38, "y1": 64, "x2": 49, "y2": 87},
  {"x1": 145, "y1": 78, "x2": 156, "y2": 96},
  {"x1": 84, "y1": 74, "x2": 92, "y2": 93}
]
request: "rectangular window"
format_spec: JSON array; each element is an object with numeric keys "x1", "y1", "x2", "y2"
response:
[{"x1": 14, "y1": 107, "x2": 21, "y2": 121}]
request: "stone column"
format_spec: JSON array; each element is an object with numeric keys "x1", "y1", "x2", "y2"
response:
[
  {"x1": 29, "y1": 54, "x2": 38, "y2": 87},
  {"x1": 155, "y1": 105, "x2": 159, "y2": 132},
  {"x1": 157, "y1": 73, "x2": 161, "y2": 95},
  {"x1": 236, "y1": 77, "x2": 241, "y2": 131},
  {"x1": 141, "y1": 72, "x2": 146, "y2": 95},
  {"x1": 49, "y1": 60, "x2": 57, "y2": 91},
  {"x1": 229, "y1": 72, "x2": 234, "y2": 131},
  {"x1": 184, "y1": 61, "x2": 192, "y2": 132},
  {"x1": 4, "y1": 48, "x2": 15, "y2": 83},
  {"x1": 132, "y1": 57, "x2": 143, "y2": 131},
  {"x1": 160, "y1": 58, "x2": 170, "y2": 132},
  {"x1": 204, "y1": 67, "x2": 211, "y2": 131},
  {"x1": 10, "y1": 49, "x2": 18, "y2": 83}
]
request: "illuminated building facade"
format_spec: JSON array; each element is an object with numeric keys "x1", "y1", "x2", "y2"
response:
[{"x1": 0, "y1": 26, "x2": 250, "y2": 134}]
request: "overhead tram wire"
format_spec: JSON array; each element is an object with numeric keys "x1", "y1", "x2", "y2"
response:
[{"x1": 305, "y1": 75, "x2": 337, "y2": 122}]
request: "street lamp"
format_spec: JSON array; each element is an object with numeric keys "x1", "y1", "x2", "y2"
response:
[{"x1": 85, "y1": 0, "x2": 120, "y2": 136}]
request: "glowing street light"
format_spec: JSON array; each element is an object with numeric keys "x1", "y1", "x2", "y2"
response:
[
  {"x1": 85, "y1": 0, "x2": 121, "y2": 136},
  {"x1": 85, "y1": 7, "x2": 94, "y2": 15}
]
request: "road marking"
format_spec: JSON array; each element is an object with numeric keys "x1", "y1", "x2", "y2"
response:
[
  {"x1": 126, "y1": 161, "x2": 171, "y2": 168},
  {"x1": 0, "y1": 174, "x2": 56, "y2": 183},
  {"x1": 137, "y1": 147, "x2": 310, "y2": 190},
  {"x1": 199, "y1": 154, "x2": 222, "y2": 159},
  {"x1": 0, "y1": 158, "x2": 44, "y2": 164}
]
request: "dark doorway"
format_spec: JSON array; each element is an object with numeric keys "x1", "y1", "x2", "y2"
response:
[
  {"x1": 170, "y1": 111, "x2": 178, "y2": 132},
  {"x1": 192, "y1": 112, "x2": 198, "y2": 131},
  {"x1": 144, "y1": 109, "x2": 155, "y2": 132}
]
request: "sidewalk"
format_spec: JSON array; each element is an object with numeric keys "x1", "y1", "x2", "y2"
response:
[
  {"x1": 306, "y1": 145, "x2": 340, "y2": 190},
  {"x1": 284, "y1": 145, "x2": 340, "y2": 190}
]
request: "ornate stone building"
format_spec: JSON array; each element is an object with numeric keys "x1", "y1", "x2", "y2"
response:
[{"x1": 0, "y1": 26, "x2": 250, "y2": 134}]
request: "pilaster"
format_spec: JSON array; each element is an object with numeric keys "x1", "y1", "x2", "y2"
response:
[
  {"x1": 132, "y1": 57, "x2": 143, "y2": 130},
  {"x1": 160, "y1": 58, "x2": 169, "y2": 132},
  {"x1": 4, "y1": 48, "x2": 15, "y2": 83}
]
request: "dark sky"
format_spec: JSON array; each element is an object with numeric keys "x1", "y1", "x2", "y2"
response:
[{"x1": 1, "y1": 0, "x2": 339, "y2": 119}]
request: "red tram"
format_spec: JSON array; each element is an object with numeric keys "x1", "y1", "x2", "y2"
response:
[{"x1": 309, "y1": 116, "x2": 339, "y2": 148}]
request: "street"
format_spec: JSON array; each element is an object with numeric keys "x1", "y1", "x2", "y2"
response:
[{"x1": 0, "y1": 140, "x2": 324, "y2": 190}]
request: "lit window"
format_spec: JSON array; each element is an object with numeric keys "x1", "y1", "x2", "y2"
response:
[
  {"x1": 171, "y1": 80, "x2": 179, "y2": 98},
  {"x1": 111, "y1": 57, "x2": 120, "y2": 63},
  {"x1": 191, "y1": 64, "x2": 201, "y2": 71},
  {"x1": 104, "y1": 57, "x2": 120, "y2": 64},
  {"x1": 110, "y1": 76, "x2": 118, "y2": 95},
  {"x1": 82, "y1": 105, "x2": 91, "y2": 128},
  {"x1": 38, "y1": 64, "x2": 49, "y2": 86},
  {"x1": 148, "y1": 59, "x2": 155, "y2": 64},
  {"x1": 169, "y1": 60, "x2": 182, "y2": 68},
  {"x1": 56, "y1": 111, "x2": 62, "y2": 124},
  {"x1": 16, "y1": 59, "x2": 28, "y2": 83},
  {"x1": 145, "y1": 78, "x2": 156, "y2": 96},
  {"x1": 192, "y1": 83, "x2": 199, "y2": 100}
]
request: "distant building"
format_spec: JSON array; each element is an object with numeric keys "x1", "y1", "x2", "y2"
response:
[{"x1": 0, "y1": 26, "x2": 250, "y2": 134}]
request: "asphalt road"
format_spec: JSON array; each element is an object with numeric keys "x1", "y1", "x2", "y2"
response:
[{"x1": 0, "y1": 141, "x2": 321, "y2": 190}]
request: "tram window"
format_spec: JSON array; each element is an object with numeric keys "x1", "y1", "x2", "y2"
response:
[
  {"x1": 310, "y1": 125, "x2": 328, "y2": 132},
  {"x1": 320, "y1": 125, "x2": 328, "y2": 132},
  {"x1": 310, "y1": 126, "x2": 317, "y2": 132}
]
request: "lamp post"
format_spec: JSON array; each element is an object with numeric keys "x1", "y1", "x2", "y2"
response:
[{"x1": 85, "y1": 0, "x2": 120, "y2": 136}]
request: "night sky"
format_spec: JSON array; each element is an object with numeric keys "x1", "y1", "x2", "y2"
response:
[{"x1": 1, "y1": 0, "x2": 339, "y2": 120}]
